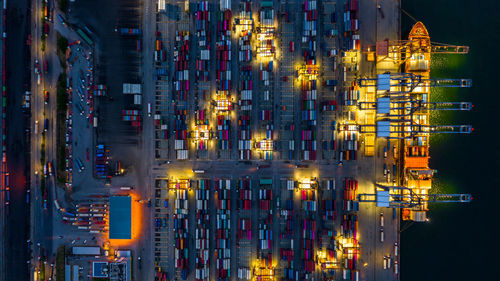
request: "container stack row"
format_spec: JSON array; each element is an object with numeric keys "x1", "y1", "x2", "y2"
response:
[
  {"x1": 256, "y1": 1, "x2": 275, "y2": 161},
  {"x1": 302, "y1": 218, "x2": 316, "y2": 274},
  {"x1": 174, "y1": 108, "x2": 188, "y2": 160},
  {"x1": 343, "y1": 178, "x2": 359, "y2": 212},
  {"x1": 173, "y1": 31, "x2": 190, "y2": 101},
  {"x1": 257, "y1": 178, "x2": 274, "y2": 278},
  {"x1": 215, "y1": 4, "x2": 233, "y2": 155},
  {"x1": 237, "y1": 1, "x2": 253, "y2": 160},
  {"x1": 195, "y1": 1, "x2": 211, "y2": 82},
  {"x1": 174, "y1": 189, "x2": 189, "y2": 279},
  {"x1": 215, "y1": 179, "x2": 231, "y2": 280},
  {"x1": 73, "y1": 202, "x2": 108, "y2": 233},
  {"x1": 194, "y1": 109, "x2": 209, "y2": 151},
  {"x1": 94, "y1": 144, "x2": 108, "y2": 179},
  {"x1": 343, "y1": 0, "x2": 360, "y2": 50},
  {"x1": 301, "y1": 0, "x2": 318, "y2": 161},
  {"x1": 238, "y1": 178, "x2": 252, "y2": 211},
  {"x1": 237, "y1": 176, "x2": 253, "y2": 280},
  {"x1": 340, "y1": 130, "x2": 358, "y2": 162},
  {"x1": 343, "y1": 81, "x2": 359, "y2": 106},
  {"x1": 279, "y1": 183, "x2": 295, "y2": 281},
  {"x1": 341, "y1": 177, "x2": 359, "y2": 280},
  {"x1": 341, "y1": 214, "x2": 359, "y2": 280},
  {"x1": 317, "y1": 179, "x2": 338, "y2": 279},
  {"x1": 195, "y1": 179, "x2": 210, "y2": 281},
  {"x1": 302, "y1": 0, "x2": 317, "y2": 43}
]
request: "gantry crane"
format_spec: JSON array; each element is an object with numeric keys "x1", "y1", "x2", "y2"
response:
[
  {"x1": 358, "y1": 123, "x2": 472, "y2": 137},
  {"x1": 358, "y1": 72, "x2": 472, "y2": 94},
  {"x1": 357, "y1": 185, "x2": 472, "y2": 208},
  {"x1": 359, "y1": 99, "x2": 472, "y2": 113}
]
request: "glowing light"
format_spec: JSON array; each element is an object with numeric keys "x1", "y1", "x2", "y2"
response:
[
  {"x1": 298, "y1": 178, "x2": 317, "y2": 189},
  {"x1": 169, "y1": 179, "x2": 190, "y2": 190},
  {"x1": 109, "y1": 193, "x2": 143, "y2": 247}
]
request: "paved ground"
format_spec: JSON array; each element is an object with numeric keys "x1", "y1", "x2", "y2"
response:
[
  {"x1": 145, "y1": 0, "x2": 401, "y2": 280},
  {"x1": 18, "y1": 0, "x2": 404, "y2": 280}
]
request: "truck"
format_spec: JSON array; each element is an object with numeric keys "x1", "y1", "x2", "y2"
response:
[
  {"x1": 325, "y1": 80, "x2": 338, "y2": 86},
  {"x1": 23, "y1": 91, "x2": 31, "y2": 111},
  {"x1": 44, "y1": 90, "x2": 49, "y2": 104}
]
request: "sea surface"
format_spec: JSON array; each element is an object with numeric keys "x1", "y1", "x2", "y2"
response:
[{"x1": 401, "y1": 1, "x2": 500, "y2": 280}]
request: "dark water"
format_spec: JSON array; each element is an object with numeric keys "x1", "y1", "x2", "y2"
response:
[{"x1": 401, "y1": 1, "x2": 500, "y2": 280}]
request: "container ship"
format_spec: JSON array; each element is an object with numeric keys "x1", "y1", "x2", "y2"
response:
[{"x1": 402, "y1": 22, "x2": 433, "y2": 222}]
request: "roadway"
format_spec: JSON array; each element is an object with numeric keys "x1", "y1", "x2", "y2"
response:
[{"x1": 29, "y1": 0, "x2": 63, "y2": 278}]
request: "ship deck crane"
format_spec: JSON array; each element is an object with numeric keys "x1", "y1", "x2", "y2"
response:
[
  {"x1": 357, "y1": 185, "x2": 472, "y2": 208},
  {"x1": 431, "y1": 42, "x2": 470, "y2": 54},
  {"x1": 370, "y1": 39, "x2": 469, "y2": 65}
]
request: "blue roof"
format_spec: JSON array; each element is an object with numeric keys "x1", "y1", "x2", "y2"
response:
[
  {"x1": 92, "y1": 262, "x2": 109, "y2": 278},
  {"x1": 109, "y1": 196, "x2": 131, "y2": 239}
]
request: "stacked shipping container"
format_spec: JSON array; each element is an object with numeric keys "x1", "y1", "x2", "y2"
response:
[
  {"x1": 342, "y1": 177, "x2": 360, "y2": 280},
  {"x1": 216, "y1": 3, "x2": 233, "y2": 153},
  {"x1": 237, "y1": 2, "x2": 253, "y2": 160},
  {"x1": 195, "y1": 179, "x2": 210, "y2": 281},
  {"x1": 173, "y1": 31, "x2": 190, "y2": 101},
  {"x1": 343, "y1": 0, "x2": 360, "y2": 50},
  {"x1": 215, "y1": 179, "x2": 231, "y2": 280},
  {"x1": 301, "y1": 0, "x2": 318, "y2": 161},
  {"x1": 174, "y1": 189, "x2": 189, "y2": 278},
  {"x1": 195, "y1": 1, "x2": 211, "y2": 81},
  {"x1": 174, "y1": 108, "x2": 188, "y2": 159}
]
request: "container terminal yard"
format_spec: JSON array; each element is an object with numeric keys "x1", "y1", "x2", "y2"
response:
[{"x1": 0, "y1": 0, "x2": 476, "y2": 280}]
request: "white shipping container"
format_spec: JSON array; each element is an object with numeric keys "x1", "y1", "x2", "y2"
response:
[
  {"x1": 134, "y1": 94, "x2": 142, "y2": 105},
  {"x1": 261, "y1": 71, "x2": 269, "y2": 81},
  {"x1": 201, "y1": 49, "x2": 210, "y2": 60},
  {"x1": 241, "y1": 90, "x2": 252, "y2": 100},
  {"x1": 264, "y1": 91, "x2": 270, "y2": 101},
  {"x1": 175, "y1": 140, "x2": 186, "y2": 150},
  {"x1": 176, "y1": 149, "x2": 188, "y2": 159},
  {"x1": 158, "y1": 0, "x2": 166, "y2": 12}
]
